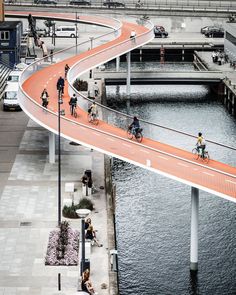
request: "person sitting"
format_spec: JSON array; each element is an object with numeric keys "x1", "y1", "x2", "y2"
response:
[
  {"x1": 81, "y1": 269, "x2": 98, "y2": 295},
  {"x1": 85, "y1": 225, "x2": 102, "y2": 247},
  {"x1": 41, "y1": 88, "x2": 49, "y2": 108},
  {"x1": 129, "y1": 116, "x2": 140, "y2": 135},
  {"x1": 196, "y1": 132, "x2": 206, "y2": 158}
]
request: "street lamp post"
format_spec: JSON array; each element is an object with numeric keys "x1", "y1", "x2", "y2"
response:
[
  {"x1": 57, "y1": 90, "x2": 63, "y2": 226},
  {"x1": 89, "y1": 37, "x2": 94, "y2": 79},
  {"x1": 76, "y1": 209, "x2": 91, "y2": 275}
]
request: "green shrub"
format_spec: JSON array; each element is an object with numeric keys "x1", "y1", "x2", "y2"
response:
[
  {"x1": 62, "y1": 198, "x2": 94, "y2": 219},
  {"x1": 73, "y1": 79, "x2": 88, "y2": 91}
]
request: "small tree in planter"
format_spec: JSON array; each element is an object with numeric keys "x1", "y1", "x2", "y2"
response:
[
  {"x1": 62, "y1": 198, "x2": 94, "y2": 219},
  {"x1": 73, "y1": 79, "x2": 88, "y2": 91}
]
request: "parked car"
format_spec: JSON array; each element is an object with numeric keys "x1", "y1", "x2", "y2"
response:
[
  {"x1": 154, "y1": 25, "x2": 165, "y2": 32},
  {"x1": 154, "y1": 27, "x2": 168, "y2": 38},
  {"x1": 34, "y1": 0, "x2": 57, "y2": 4},
  {"x1": 53, "y1": 26, "x2": 78, "y2": 38},
  {"x1": 69, "y1": 0, "x2": 91, "y2": 5},
  {"x1": 103, "y1": 1, "x2": 125, "y2": 8},
  {"x1": 200, "y1": 25, "x2": 222, "y2": 34},
  {"x1": 204, "y1": 28, "x2": 224, "y2": 38}
]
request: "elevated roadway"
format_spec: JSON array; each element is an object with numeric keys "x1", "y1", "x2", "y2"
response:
[
  {"x1": 6, "y1": 10, "x2": 235, "y2": 272},
  {"x1": 94, "y1": 70, "x2": 224, "y2": 85},
  {"x1": 7, "y1": 10, "x2": 235, "y2": 204}
]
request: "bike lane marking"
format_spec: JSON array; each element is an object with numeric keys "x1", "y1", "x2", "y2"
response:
[
  {"x1": 177, "y1": 162, "x2": 188, "y2": 167},
  {"x1": 106, "y1": 137, "x2": 115, "y2": 142},
  {"x1": 226, "y1": 180, "x2": 236, "y2": 185},
  {"x1": 140, "y1": 149, "x2": 149, "y2": 154},
  {"x1": 122, "y1": 143, "x2": 132, "y2": 148},
  {"x1": 158, "y1": 155, "x2": 169, "y2": 160},
  {"x1": 202, "y1": 172, "x2": 215, "y2": 177}
]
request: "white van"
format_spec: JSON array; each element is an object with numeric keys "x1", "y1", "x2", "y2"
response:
[
  {"x1": 7, "y1": 70, "x2": 22, "y2": 85},
  {"x1": 3, "y1": 83, "x2": 21, "y2": 111},
  {"x1": 54, "y1": 26, "x2": 78, "y2": 38}
]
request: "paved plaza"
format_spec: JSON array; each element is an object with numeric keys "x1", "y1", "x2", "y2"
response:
[{"x1": 0, "y1": 109, "x2": 112, "y2": 295}]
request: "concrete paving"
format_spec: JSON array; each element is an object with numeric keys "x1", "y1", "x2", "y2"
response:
[{"x1": 0, "y1": 105, "x2": 113, "y2": 295}]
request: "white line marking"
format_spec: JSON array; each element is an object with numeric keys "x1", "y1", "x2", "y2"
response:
[
  {"x1": 177, "y1": 163, "x2": 189, "y2": 168},
  {"x1": 226, "y1": 180, "x2": 236, "y2": 185},
  {"x1": 107, "y1": 137, "x2": 115, "y2": 142},
  {"x1": 49, "y1": 77, "x2": 52, "y2": 80},
  {"x1": 193, "y1": 168, "x2": 198, "y2": 171},
  {"x1": 203, "y1": 172, "x2": 214, "y2": 177},
  {"x1": 80, "y1": 126, "x2": 86, "y2": 130},
  {"x1": 122, "y1": 143, "x2": 131, "y2": 148},
  {"x1": 158, "y1": 155, "x2": 168, "y2": 160},
  {"x1": 92, "y1": 132, "x2": 100, "y2": 136},
  {"x1": 140, "y1": 149, "x2": 150, "y2": 154},
  {"x1": 53, "y1": 74, "x2": 57, "y2": 77}
]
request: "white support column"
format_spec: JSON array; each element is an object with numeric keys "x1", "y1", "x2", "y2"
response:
[
  {"x1": 116, "y1": 56, "x2": 120, "y2": 72},
  {"x1": 49, "y1": 132, "x2": 55, "y2": 164},
  {"x1": 126, "y1": 52, "x2": 131, "y2": 113},
  {"x1": 190, "y1": 187, "x2": 199, "y2": 271}
]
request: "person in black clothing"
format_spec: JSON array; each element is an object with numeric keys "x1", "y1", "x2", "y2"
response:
[
  {"x1": 69, "y1": 94, "x2": 77, "y2": 116},
  {"x1": 129, "y1": 116, "x2": 140, "y2": 135},
  {"x1": 57, "y1": 76, "x2": 65, "y2": 95},
  {"x1": 64, "y1": 63, "x2": 70, "y2": 80}
]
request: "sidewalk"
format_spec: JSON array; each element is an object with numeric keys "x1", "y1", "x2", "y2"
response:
[{"x1": 0, "y1": 117, "x2": 111, "y2": 295}]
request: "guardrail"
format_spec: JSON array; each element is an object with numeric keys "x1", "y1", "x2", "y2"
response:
[
  {"x1": 4, "y1": 0, "x2": 236, "y2": 11},
  {"x1": 18, "y1": 13, "x2": 235, "y2": 171}
]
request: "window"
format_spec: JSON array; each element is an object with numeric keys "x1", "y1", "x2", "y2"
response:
[
  {"x1": 5, "y1": 91, "x2": 17, "y2": 100},
  {"x1": 8, "y1": 75, "x2": 19, "y2": 82},
  {"x1": 0, "y1": 31, "x2": 10, "y2": 40}
]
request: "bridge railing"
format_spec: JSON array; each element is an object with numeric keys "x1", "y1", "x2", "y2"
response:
[{"x1": 18, "y1": 15, "x2": 122, "y2": 130}]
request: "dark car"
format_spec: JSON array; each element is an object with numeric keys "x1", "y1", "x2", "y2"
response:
[
  {"x1": 201, "y1": 25, "x2": 221, "y2": 34},
  {"x1": 204, "y1": 28, "x2": 224, "y2": 38},
  {"x1": 34, "y1": 0, "x2": 57, "y2": 4},
  {"x1": 103, "y1": 1, "x2": 125, "y2": 8},
  {"x1": 69, "y1": 0, "x2": 91, "y2": 5},
  {"x1": 154, "y1": 27, "x2": 168, "y2": 38}
]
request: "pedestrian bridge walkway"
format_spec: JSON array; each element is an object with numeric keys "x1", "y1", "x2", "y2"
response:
[
  {"x1": 94, "y1": 70, "x2": 223, "y2": 84},
  {"x1": 8, "y1": 11, "x2": 236, "y2": 203}
]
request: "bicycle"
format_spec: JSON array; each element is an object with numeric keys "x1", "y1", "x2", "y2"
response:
[
  {"x1": 88, "y1": 113, "x2": 99, "y2": 125},
  {"x1": 192, "y1": 147, "x2": 210, "y2": 164},
  {"x1": 127, "y1": 126, "x2": 143, "y2": 143},
  {"x1": 72, "y1": 106, "x2": 77, "y2": 118}
]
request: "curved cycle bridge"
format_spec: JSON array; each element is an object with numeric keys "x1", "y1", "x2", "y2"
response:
[{"x1": 8, "y1": 11, "x2": 236, "y2": 271}]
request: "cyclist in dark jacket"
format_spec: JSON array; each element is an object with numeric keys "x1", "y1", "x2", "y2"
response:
[
  {"x1": 129, "y1": 116, "x2": 140, "y2": 135},
  {"x1": 69, "y1": 94, "x2": 77, "y2": 116},
  {"x1": 56, "y1": 76, "x2": 65, "y2": 95}
]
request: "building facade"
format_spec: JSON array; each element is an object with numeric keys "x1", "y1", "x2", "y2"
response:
[
  {"x1": 0, "y1": 21, "x2": 22, "y2": 68},
  {"x1": 224, "y1": 22, "x2": 236, "y2": 62}
]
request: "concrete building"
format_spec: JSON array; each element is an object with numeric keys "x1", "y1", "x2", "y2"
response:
[
  {"x1": 0, "y1": 21, "x2": 22, "y2": 67},
  {"x1": 224, "y1": 22, "x2": 236, "y2": 62}
]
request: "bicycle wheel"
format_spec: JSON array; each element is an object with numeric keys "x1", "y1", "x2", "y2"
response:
[
  {"x1": 192, "y1": 148, "x2": 199, "y2": 160},
  {"x1": 73, "y1": 110, "x2": 77, "y2": 118},
  {"x1": 127, "y1": 129, "x2": 133, "y2": 140},
  {"x1": 93, "y1": 118, "x2": 99, "y2": 125},
  {"x1": 136, "y1": 132, "x2": 143, "y2": 143},
  {"x1": 202, "y1": 152, "x2": 210, "y2": 164},
  {"x1": 87, "y1": 113, "x2": 92, "y2": 122}
]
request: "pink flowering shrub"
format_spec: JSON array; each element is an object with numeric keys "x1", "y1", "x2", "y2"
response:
[{"x1": 45, "y1": 221, "x2": 79, "y2": 266}]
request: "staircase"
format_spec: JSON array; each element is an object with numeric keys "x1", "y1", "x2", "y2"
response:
[{"x1": 0, "y1": 63, "x2": 12, "y2": 100}]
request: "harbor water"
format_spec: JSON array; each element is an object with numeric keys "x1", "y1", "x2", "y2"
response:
[{"x1": 106, "y1": 79, "x2": 236, "y2": 295}]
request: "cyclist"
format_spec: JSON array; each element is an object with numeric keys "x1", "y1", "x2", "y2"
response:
[
  {"x1": 41, "y1": 88, "x2": 49, "y2": 108},
  {"x1": 64, "y1": 63, "x2": 70, "y2": 80},
  {"x1": 129, "y1": 116, "x2": 140, "y2": 136},
  {"x1": 57, "y1": 76, "x2": 65, "y2": 96},
  {"x1": 196, "y1": 132, "x2": 206, "y2": 158},
  {"x1": 89, "y1": 102, "x2": 98, "y2": 122},
  {"x1": 69, "y1": 94, "x2": 77, "y2": 116}
]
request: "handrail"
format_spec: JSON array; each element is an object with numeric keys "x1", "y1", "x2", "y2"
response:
[{"x1": 18, "y1": 11, "x2": 235, "y2": 177}]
